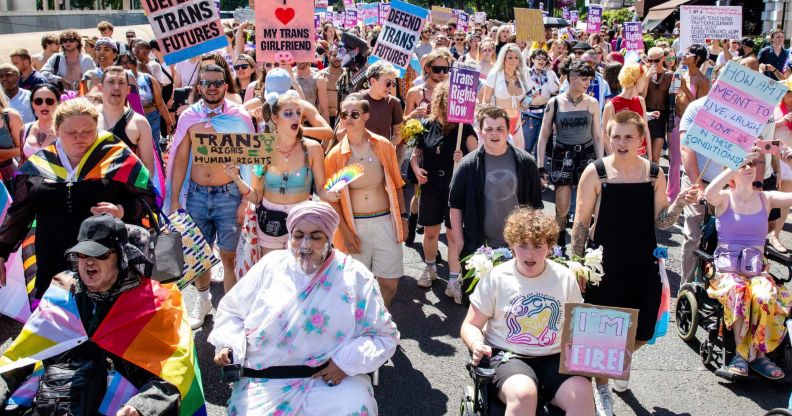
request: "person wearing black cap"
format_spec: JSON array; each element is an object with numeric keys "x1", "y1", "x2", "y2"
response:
[{"x1": 336, "y1": 31, "x2": 371, "y2": 103}]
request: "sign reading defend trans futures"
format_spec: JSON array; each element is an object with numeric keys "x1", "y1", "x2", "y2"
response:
[
  {"x1": 368, "y1": 0, "x2": 428, "y2": 76},
  {"x1": 142, "y1": 0, "x2": 227, "y2": 66}
]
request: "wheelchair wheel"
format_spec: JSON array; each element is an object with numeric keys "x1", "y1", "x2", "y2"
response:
[
  {"x1": 676, "y1": 290, "x2": 699, "y2": 342},
  {"x1": 764, "y1": 410, "x2": 792, "y2": 416},
  {"x1": 699, "y1": 339, "x2": 715, "y2": 366},
  {"x1": 460, "y1": 385, "x2": 481, "y2": 416}
]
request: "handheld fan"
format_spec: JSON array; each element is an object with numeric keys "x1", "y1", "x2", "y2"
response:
[{"x1": 324, "y1": 163, "x2": 364, "y2": 193}]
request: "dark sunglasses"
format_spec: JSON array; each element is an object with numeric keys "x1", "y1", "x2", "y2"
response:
[
  {"x1": 77, "y1": 250, "x2": 116, "y2": 260},
  {"x1": 199, "y1": 79, "x2": 226, "y2": 88},
  {"x1": 126, "y1": 34, "x2": 135, "y2": 38},
  {"x1": 383, "y1": 80, "x2": 394, "y2": 88},
  {"x1": 33, "y1": 97, "x2": 56, "y2": 106},
  {"x1": 430, "y1": 66, "x2": 450, "y2": 74},
  {"x1": 280, "y1": 173, "x2": 289, "y2": 194},
  {"x1": 647, "y1": 58, "x2": 661, "y2": 63},
  {"x1": 233, "y1": 63, "x2": 251, "y2": 70},
  {"x1": 264, "y1": 62, "x2": 281, "y2": 69},
  {"x1": 339, "y1": 111, "x2": 362, "y2": 120},
  {"x1": 62, "y1": 38, "x2": 79, "y2": 43}
]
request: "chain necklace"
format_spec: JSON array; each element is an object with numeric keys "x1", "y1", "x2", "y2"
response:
[
  {"x1": 349, "y1": 138, "x2": 374, "y2": 163},
  {"x1": 277, "y1": 140, "x2": 298, "y2": 162},
  {"x1": 567, "y1": 93, "x2": 584, "y2": 106}
]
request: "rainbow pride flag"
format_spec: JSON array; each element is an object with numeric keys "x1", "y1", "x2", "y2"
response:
[
  {"x1": 0, "y1": 181, "x2": 31, "y2": 323},
  {"x1": 0, "y1": 280, "x2": 206, "y2": 415}
]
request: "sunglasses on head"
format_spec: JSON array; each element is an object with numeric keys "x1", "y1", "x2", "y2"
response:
[
  {"x1": 233, "y1": 63, "x2": 250, "y2": 70},
  {"x1": 339, "y1": 110, "x2": 362, "y2": 120},
  {"x1": 430, "y1": 65, "x2": 450, "y2": 74},
  {"x1": 199, "y1": 79, "x2": 226, "y2": 88},
  {"x1": 33, "y1": 97, "x2": 56, "y2": 106},
  {"x1": 77, "y1": 250, "x2": 116, "y2": 260}
]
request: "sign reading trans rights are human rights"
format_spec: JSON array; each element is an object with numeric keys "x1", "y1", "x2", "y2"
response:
[{"x1": 142, "y1": 0, "x2": 227, "y2": 65}]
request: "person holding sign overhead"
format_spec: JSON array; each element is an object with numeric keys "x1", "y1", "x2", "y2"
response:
[{"x1": 167, "y1": 64, "x2": 255, "y2": 329}]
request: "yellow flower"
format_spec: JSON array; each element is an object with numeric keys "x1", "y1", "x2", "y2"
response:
[{"x1": 401, "y1": 119, "x2": 425, "y2": 148}]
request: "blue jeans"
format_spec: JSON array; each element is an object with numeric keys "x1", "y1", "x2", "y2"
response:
[
  {"x1": 521, "y1": 111, "x2": 544, "y2": 158},
  {"x1": 185, "y1": 181, "x2": 242, "y2": 252},
  {"x1": 145, "y1": 110, "x2": 166, "y2": 171}
]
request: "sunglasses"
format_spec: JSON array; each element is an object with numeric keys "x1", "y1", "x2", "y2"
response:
[
  {"x1": 77, "y1": 249, "x2": 116, "y2": 260},
  {"x1": 339, "y1": 110, "x2": 362, "y2": 120},
  {"x1": 742, "y1": 161, "x2": 757, "y2": 168},
  {"x1": 533, "y1": 56, "x2": 548, "y2": 61},
  {"x1": 233, "y1": 63, "x2": 251, "y2": 70},
  {"x1": 430, "y1": 65, "x2": 450, "y2": 74},
  {"x1": 33, "y1": 97, "x2": 56, "y2": 106},
  {"x1": 647, "y1": 58, "x2": 661, "y2": 63},
  {"x1": 264, "y1": 62, "x2": 281, "y2": 69},
  {"x1": 126, "y1": 34, "x2": 135, "y2": 38},
  {"x1": 62, "y1": 38, "x2": 79, "y2": 43},
  {"x1": 280, "y1": 173, "x2": 289, "y2": 194},
  {"x1": 382, "y1": 80, "x2": 394, "y2": 88},
  {"x1": 118, "y1": 60, "x2": 130, "y2": 65},
  {"x1": 199, "y1": 79, "x2": 226, "y2": 88}
]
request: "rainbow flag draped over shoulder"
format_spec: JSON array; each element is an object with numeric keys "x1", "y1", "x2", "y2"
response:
[
  {"x1": 0, "y1": 279, "x2": 206, "y2": 416},
  {"x1": 14, "y1": 132, "x2": 156, "y2": 307}
]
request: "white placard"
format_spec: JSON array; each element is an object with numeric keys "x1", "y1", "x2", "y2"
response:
[{"x1": 680, "y1": 6, "x2": 742, "y2": 53}]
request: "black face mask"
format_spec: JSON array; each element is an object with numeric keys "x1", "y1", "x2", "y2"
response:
[{"x1": 316, "y1": 47, "x2": 326, "y2": 55}]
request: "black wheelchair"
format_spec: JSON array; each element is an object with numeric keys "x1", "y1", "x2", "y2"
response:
[
  {"x1": 459, "y1": 356, "x2": 565, "y2": 416},
  {"x1": 674, "y1": 202, "x2": 792, "y2": 383}
]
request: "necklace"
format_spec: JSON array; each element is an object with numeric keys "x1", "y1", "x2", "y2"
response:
[
  {"x1": 349, "y1": 139, "x2": 374, "y2": 163},
  {"x1": 567, "y1": 93, "x2": 584, "y2": 106},
  {"x1": 277, "y1": 140, "x2": 298, "y2": 162}
]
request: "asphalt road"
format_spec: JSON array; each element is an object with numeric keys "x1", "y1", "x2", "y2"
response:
[{"x1": 1, "y1": 174, "x2": 791, "y2": 415}]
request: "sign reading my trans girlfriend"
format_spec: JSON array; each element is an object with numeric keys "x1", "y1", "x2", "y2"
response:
[
  {"x1": 448, "y1": 64, "x2": 479, "y2": 124},
  {"x1": 142, "y1": 0, "x2": 227, "y2": 65},
  {"x1": 256, "y1": 0, "x2": 315, "y2": 64},
  {"x1": 682, "y1": 61, "x2": 785, "y2": 170},
  {"x1": 368, "y1": 0, "x2": 428, "y2": 76}
]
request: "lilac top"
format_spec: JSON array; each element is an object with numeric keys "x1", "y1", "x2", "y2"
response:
[{"x1": 716, "y1": 192, "x2": 769, "y2": 250}]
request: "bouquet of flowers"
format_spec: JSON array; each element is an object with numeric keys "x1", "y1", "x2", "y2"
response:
[
  {"x1": 550, "y1": 245, "x2": 605, "y2": 287},
  {"x1": 401, "y1": 118, "x2": 425, "y2": 148},
  {"x1": 462, "y1": 246, "x2": 514, "y2": 293}
]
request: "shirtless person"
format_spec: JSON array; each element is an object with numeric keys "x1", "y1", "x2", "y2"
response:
[
  {"x1": 316, "y1": 46, "x2": 345, "y2": 128},
  {"x1": 169, "y1": 64, "x2": 255, "y2": 328},
  {"x1": 326, "y1": 93, "x2": 407, "y2": 307},
  {"x1": 32, "y1": 34, "x2": 60, "y2": 71},
  {"x1": 40, "y1": 30, "x2": 96, "y2": 92},
  {"x1": 294, "y1": 61, "x2": 329, "y2": 122},
  {"x1": 404, "y1": 48, "x2": 452, "y2": 120},
  {"x1": 96, "y1": 66, "x2": 156, "y2": 176}
]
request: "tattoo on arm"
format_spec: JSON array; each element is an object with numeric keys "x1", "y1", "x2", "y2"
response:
[
  {"x1": 655, "y1": 202, "x2": 685, "y2": 230},
  {"x1": 571, "y1": 221, "x2": 589, "y2": 257}
]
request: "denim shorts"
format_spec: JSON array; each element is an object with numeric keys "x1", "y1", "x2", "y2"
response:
[{"x1": 185, "y1": 180, "x2": 241, "y2": 252}]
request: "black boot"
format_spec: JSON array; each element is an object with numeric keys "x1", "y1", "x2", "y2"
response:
[
  {"x1": 405, "y1": 213, "x2": 418, "y2": 246},
  {"x1": 557, "y1": 218, "x2": 568, "y2": 256}
]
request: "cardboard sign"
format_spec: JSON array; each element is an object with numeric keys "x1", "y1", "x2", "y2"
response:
[
  {"x1": 255, "y1": 0, "x2": 315, "y2": 64},
  {"x1": 345, "y1": 9, "x2": 358, "y2": 28},
  {"x1": 379, "y1": 2, "x2": 390, "y2": 24},
  {"x1": 586, "y1": 5, "x2": 603, "y2": 33},
  {"x1": 315, "y1": 0, "x2": 327, "y2": 13},
  {"x1": 680, "y1": 6, "x2": 742, "y2": 53},
  {"x1": 570, "y1": 10, "x2": 578, "y2": 25},
  {"x1": 141, "y1": 0, "x2": 227, "y2": 66},
  {"x1": 363, "y1": 2, "x2": 379, "y2": 26},
  {"x1": 368, "y1": 0, "x2": 428, "y2": 76},
  {"x1": 457, "y1": 11, "x2": 469, "y2": 33},
  {"x1": 430, "y1": 5, "x2": 454, "y2": 27},
  {"x1": 474, "y1": 11, "x2": 486, "y2": 23},
  {"x1": 514, "y1": 8, "x2": 545, "y2": 43},
  {"x1": 682, "y1": 61, "x2": 784, "y2": 170},
  {"x1": 559, "y1": 303, "x2": 639, "y2": 380},
  {"x1": 448, "y1": 64, "x2": 480, "y2": 124},
  {"x1": 624, "y1": 22, "x2": 644, "y2": 51},
  {"x1": 190, "y1": 132, "x2": 276, "y2": 165}
]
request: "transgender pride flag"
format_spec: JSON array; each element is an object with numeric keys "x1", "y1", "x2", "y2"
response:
[{"x1": 0, "y1": 182, "x2": 31, "y2": 323}]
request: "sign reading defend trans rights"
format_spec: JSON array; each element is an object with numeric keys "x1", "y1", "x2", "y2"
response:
[
  {"x1": 142, "y1": 0, "x2": 227, "y2": 66},
  {"x1": 191, "y1": 132, "x2": 276, "y2": 165},
  {"x1": 368, "y1": 0, "x2": 428, "y2": 76}
]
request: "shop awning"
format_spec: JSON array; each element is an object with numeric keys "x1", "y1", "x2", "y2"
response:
[{"x1": 642, "y1": 0, "x2": 693, "y2": 31}]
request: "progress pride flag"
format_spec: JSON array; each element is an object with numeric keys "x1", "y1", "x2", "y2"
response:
[{"x1": 142, "y1": 0, "x2": 226, "y2": 65}]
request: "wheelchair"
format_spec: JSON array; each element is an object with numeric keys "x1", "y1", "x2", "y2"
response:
[
  {"x1": 459, "y1": 356, "x2": 565, "y2": 416},
  {"x1": 674, "y1": 202, "x2": 792, "y2": 383}
]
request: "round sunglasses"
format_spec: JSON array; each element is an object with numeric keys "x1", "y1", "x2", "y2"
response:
[
  {"x1": 33, "y1": 97, "x2": 56, "y2": 106},
  {"x1": 339, "y1": 110, "x2": 362, "y2": 120}
]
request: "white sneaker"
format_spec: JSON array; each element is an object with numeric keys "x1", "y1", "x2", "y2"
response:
[
  {"x1": 189, "y1": 295, "x2": 213, "y2": 330},
  {"x1": 612, "y1": 377, "x2": 629, "y2": 393},
  {"x1": 444, "y1": 279, "x2": 462, "y2": 304},
  {"x1": 210, "y1": 263, "x2": 224, "y2": 283},
  {"x1": 416, "y1": 266, "x2": 437, "y2": 288},
  {"x1": 594, "y1": 383, "x2": 614, "y2": 416}
]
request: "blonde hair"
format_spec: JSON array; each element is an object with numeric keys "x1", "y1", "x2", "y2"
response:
[
  {"x1": 503, "y1": 208, "x2": 559, "y2": 247},
  {"x1": 617, "y1": 62, "x2": 646, "y2": 89},
  {"x1": 54, "y1": 98, "x2": 99, "y2": 130}
]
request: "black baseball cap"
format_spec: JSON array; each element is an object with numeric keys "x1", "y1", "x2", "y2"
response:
[
  {"x1": 66, "y1": 215, "x2": 128, "y2": 257},
  {"x1": 572, "y1": 41, "x2": 593, "y2": 51}
]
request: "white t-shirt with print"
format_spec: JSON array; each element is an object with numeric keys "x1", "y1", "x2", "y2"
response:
[{"x1": 469, "y1": 259, "x2": 583, "y2": 356}]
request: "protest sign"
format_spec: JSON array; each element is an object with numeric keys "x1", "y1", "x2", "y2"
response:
[
  {"x1": 343, "y1": 0, "x2": 355, "y2": 9},
  {"x1": 624, "y1": 22, "x2": 643, "y2": 51},
  {"x1": 332, "y1": 11, "x2": 344, "y2": 27},
  {"x1": 141, "y1": 0, "x2": 227, "y2": 65},
  {"x1": 682, "y1": 61, "x2": 785, "y2": 170},
  {"x1": 514, "y1": 8, "x2": 545, "y2": 43},
  {"x1": 570, "y1": 10, "x2": 578, "y2": 25},
  {"x1": 679, "y1": 6, "x2": 742, "y2": 53},
  {"x1": 431, "y1": 5, "x2": 454, "y2": 27},
  {"x1": 474, "y1": 11, "x2": 486, "y2": 23},
  {"x1": 315, "y1": 0, "x2": 327, "y2": 13},
  {"x1": 314, "y1": 13, "x2": 321, "y2": 38},
  {"x1": 448, "y1": 63, "x2": 479, "y2": 125},
  {"x1": 559, "y1": 303, "x2": 639, "y2": 380},
  {"x1": 255, "y1": 0, "x2": 315, "y2": 64},
  {"x1": 368, "y1": 0, "x2": 428, "y2": 75},
  {"x1": 457, "y1": 11, "x2": 469, "y2": 33},
  {"x1": 363, "y1": 2, "x2": 379, "y2": 26},
  {"x1": 191, "y1": 132, "x2": 276, "y2": 166},
  {"x1": 562, "y1": 7, "x2": 570, "y2": 20},
  {"x1": 379, "y1": 2, "x2": 390, "y2": 24},
  {"x1": 587, "y1": 5, "x2": 603, "y2": 33},
  {"x1": 345, "y1": 9, "x2": 358, "y2": 28}
]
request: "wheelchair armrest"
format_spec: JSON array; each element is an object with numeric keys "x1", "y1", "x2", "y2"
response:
[
  {"x1": 693, "y1": 249, "x2": 713, "y2": 263},
  {"x1": 466, "y1": 356, "x2": 496, "y2": 384},
  {"x1": 473, "y1": 366, "x2": 496, "y2": 379}
]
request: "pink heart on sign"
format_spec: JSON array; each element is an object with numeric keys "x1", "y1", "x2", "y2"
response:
[{"x1": 275, "y1": 8, "x2": 295, "y2": 25}]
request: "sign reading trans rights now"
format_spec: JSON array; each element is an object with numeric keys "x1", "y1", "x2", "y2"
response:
[{"x1": 142, "y1": 0, "x2": 227, "y2": 65}]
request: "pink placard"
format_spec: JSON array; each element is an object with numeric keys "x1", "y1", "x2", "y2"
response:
[
  {"x1": 692, "y1": 109, "x2": 757, "y2": 151},
  {"x1": 448, "y1": 66, "x2": 479, "y2": 124},
  {"x1": 256, "y1": 0, "x2": 316, "y2": 64},
  {"x1": 708, "y1": 82, "x2": 775, "y2": 123}
]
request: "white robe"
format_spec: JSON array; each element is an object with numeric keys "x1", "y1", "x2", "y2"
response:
[{"x1": 208, "y1": 250, "x2": 399, "y2": 416}]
